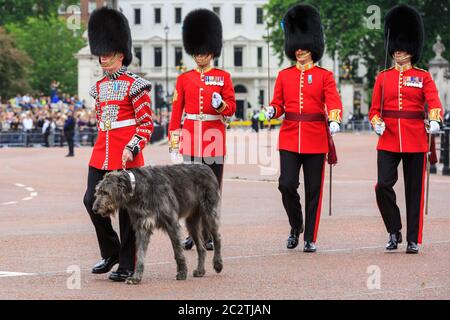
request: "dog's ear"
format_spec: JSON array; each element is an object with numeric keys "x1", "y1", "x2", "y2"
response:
[{"x1": 117, "y1": 171, "x2": 133, "y2": 195}]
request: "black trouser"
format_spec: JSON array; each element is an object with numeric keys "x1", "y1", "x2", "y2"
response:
[
  {"x1": 65, "y1": 131, "x2": 74, "y2": 155},
  {"x1": 44, "y1": 132, "x2": 50, "y2": 147},
  {"x1": 83, "y1": 166, "x2": 135, "y2": 270},
  {"x1": 278, "y1": 150, "x2": 326, "y2": 242},
  {"x1": 375, "y1": 150, "x2": 426, "y2": 244},
  {"x1": 183, "y1": 155, "x2": 224, "y2": 191}
]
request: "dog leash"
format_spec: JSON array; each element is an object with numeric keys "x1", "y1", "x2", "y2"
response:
[{"x1": 122, "y1": 160, "x2": 136, "y2": 196}]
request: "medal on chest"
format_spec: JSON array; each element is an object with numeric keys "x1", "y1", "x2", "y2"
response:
[
  {"x1": 403, "y1": 76, "x2": 423, "y2": 88},
  {"x1": 205, "y1": 75, "x2": 224, "y2": 86},
  {"x1": 308, "y1": 75, "x2": 313, "y2": 85}
]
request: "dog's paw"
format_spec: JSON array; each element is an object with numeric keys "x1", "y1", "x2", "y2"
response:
[
  {"x1": 213, "y1": 259, "x2": 223, "y2": 273},
  {"x1": 125, "y1": 277, "x2": 142, "y2": 285},
  {"x1": 193, "y1": 269, "x2": 205, "y2": 278},
  {"x1": 176, "y1": 270, "x2": 187, "y2": 280}
]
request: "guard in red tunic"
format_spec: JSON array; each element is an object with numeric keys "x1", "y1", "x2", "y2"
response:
[
  {"x1": 83, "y1": 7, "x2": 153, "y2": 281},
  {"x1": 265, "y1": 4, "x2": 343, "y2": 252},
  {"x1": 369, "y1": 5, "x2": 443, "y2": 254},
  {"x1": 168, "y1": 9, "x2": 236, "y2": 250}
]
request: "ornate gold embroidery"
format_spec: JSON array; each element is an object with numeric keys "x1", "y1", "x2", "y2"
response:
[
  {"x1": 328, "y1": 109, "x2": 342, "y2": 123},
  {"x1": 429, "y1": 108, "x2": 442, "y2": 122},
  {"x1": 172, "y1": 89, "x2": 178, "y2": 103},
  {"x1": 371, "y1": 114, "x2": 383, "y2": 127}
]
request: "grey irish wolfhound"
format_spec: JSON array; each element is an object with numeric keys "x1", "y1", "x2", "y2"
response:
[{"x1": 92, "y1": 163, "x2": 223, "y2": 284}]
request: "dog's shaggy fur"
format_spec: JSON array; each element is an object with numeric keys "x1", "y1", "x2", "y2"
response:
[{"x1": 93, "y1": 164, "x2": 223, "y2": 284}]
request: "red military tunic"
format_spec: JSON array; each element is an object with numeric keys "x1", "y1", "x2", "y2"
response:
[
  {"x1": 169, "y1": 67, "x2": 236, "y2": 157},
  {"x1": 369, "y1": 64, "x2": 443, "y2": 153},
  {"x1": 89, "y1": 66, "x2": 154, "y2": 170},
  {"x1": 270, "y1": 62, "x2": 343, "y2": 154}
]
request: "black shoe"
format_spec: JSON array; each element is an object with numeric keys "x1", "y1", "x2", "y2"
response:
[
  {"x1": 406, "y1": 242, "x2": 419, "y2": 254},
  {"x1": 91, "y1": 256, "x2": 119, "y2": 274},
  {"x1": 65, "y1": 154, "x2": 74, "y2": 157},
  {"x1": 286, "y1": 228, "x2": 301, "y2": 249},
  {"x1": 108, "y1": 268, "x2": 134, "y2": 282},
  {"x1": 386, "y1": 232, "x2": 403, "y2": 251},
  {"x1": 182, "y1": 237, "x2": 194, "y2": 250},
  {"x1": 303, "y1": 241, "x2": 316, "y2": 253},
  {"x1": 205, "y1": 239, "x2": 214, "y2": 251}
]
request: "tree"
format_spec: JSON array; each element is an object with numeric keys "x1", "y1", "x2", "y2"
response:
[
  {"x1": 6, "y1": 15, "x2": 86, "y2": 95},
  {"x1": 264, "y1": 0, "x2": 450, "y2": 90},
  {"x1": 0, "y1": 27, "x2": 32, "y2": 97},
  {"x1": 0, "y1": 0, "x2": 78, "y2": 25}
]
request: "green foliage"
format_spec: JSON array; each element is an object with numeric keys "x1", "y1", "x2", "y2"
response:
[
  {"x1": 6, "y1": 15, "x2": 86, "y2": 96},
  {"x1": 0, "y1": 0, "x2": 79, "y2": 25},
  {"x1": 0, "y1": 27, "x2": 32, "y2": 97},
  {"x1": 264, "y1": 0, "x2": 450, "y2": 90}
]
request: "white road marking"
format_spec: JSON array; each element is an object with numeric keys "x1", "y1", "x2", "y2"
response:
[
  {"x1": 1, "y1": 201, "x2": 18, "y2": 206},
  {"x1": 21, "y1": 197, "x2": 33, "y2": 201},
  {"x1": 25, "y1": 187, "x2": 34, "y2": 192},
  {"x1": 33, "y1": 240, "x2": 450, "y2": 277},
  {"x1": 30, "y1": 192, "x2": 38, "y2": 197},
  {"x1": 0, "y1": 271, "x2": 36, "y2": 278},
  {"x1": 15, "y1": 183, "x2": 25, "y2": 188}
]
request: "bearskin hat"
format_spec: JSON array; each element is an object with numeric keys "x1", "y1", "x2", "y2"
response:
[
  {"x1": 88, "y1": 7, "x2": 133, "y2": 66},
  {"x1": 182, "y1": 9, "x2": 223, "y2": 58},
  {"x1": 385, "y1": 4, "x2": 424, "y2": 64},
  {"x1": 283, "y1": 4, "x2": 324, "y2": 62}
]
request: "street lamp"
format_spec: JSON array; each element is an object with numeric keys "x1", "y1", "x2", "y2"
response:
[{"x1": 164, "y1": 25, "x2": 170, "y2": 109}]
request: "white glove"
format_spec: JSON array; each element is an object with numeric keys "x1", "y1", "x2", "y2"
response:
[
  {"x1": 212, "y1": 92, "x2": 222, "y2": 109},
  {"x1": 264, "y1": 106, "x2": 275, "y2": 120},
  {"x1": 375, "y1": 121, "x2": 386, "y2": 136},
  {"x1": 170, "y1": 152, "x2": 182, "y2": 164},
  {"x1": 428, "y1": 120, "x2": 440, "y2": 134},
  {"x1": 329, "y1": 121, "x2": 340, "y2": 136}
]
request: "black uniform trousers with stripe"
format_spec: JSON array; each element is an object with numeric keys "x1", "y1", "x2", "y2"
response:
[
  {"x1": 375, "y1": 150, "x2": 426, "y2": 244},
  {"x1": 83, "y1": 166, "x2": 136, "y2": 270},
  {"x1": 278, "y1": 150, "x2": 326, "y2": 242}
]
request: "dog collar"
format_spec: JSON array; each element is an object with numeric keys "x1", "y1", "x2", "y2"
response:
[{"x1": 124, "y1": 170, "x2": 136, "y2": 196}]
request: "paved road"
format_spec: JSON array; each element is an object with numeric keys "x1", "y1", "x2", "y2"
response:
[{"x1": 0, "y1": 130, "x2": 449, "y2": 299}]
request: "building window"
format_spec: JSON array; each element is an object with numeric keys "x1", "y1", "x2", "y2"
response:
[
  {"x1": 257, "y1": 47, "x2": 263, "y2": 67},
  {"x1": 175, "y1": 7, "x2": 182, "y2": 24},
  {"x1": 154, "y1": 47, "x2": 162, "y2": 67},
  {"x1": 175, "y1": 47, "x2": 183, "y2": 67},
  {"x1": 154, "y1": 8, "x2": 161, "y2": 24},
  {"x1": 214, "y1": 57, "x2": 219, "y2": 67},
  {"x1": 234, "y1": 7, "x2": 242, "y2": 24},
  {"x1": 134, "y1": 8, "x2": 141, "y2": 25},
  {"x1": 234, "y1": 46, "x2": 243, "y2": 67},
  {"x1": 256, "y1": 8, "x2": 264, "y2": 25},
  {"x1": 258, "y1": 90, "x2": 265, "y2": 105},
  {"x1": 134, "y1": 47, "x2": 142, "y2": 66},
  {"x1": 213, "y1": 7, "x2": 220, "y2": 17}
]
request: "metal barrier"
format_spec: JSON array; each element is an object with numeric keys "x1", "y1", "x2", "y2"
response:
[
  {"x1": 440, "y1": 127, "x2": 450, "y2": 175},
  {"x1": 0, "y1": 125, "x2": 166, "y2": 148}
]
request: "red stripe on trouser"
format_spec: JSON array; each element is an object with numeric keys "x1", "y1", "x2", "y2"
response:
[
  {"x1": 418, "y1": 153, "x2": 427, "y2": 244},
  {"x1": 313, "y1": 158, "x2": 326, "y2": 242}
]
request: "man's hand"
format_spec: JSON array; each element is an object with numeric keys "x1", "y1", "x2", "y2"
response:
[
  {"x1": 374, "y1": 121, "x2": 386, "y2": 136},
  {"x1": 212, "y1": 92, "x2": 223, "y2": 109},
  {"x1": 329, "y1": 121, "x2": 340, "y2": 136},
  {"x1": 264, "y1": 106, "x2": 275, "y2": 120},
  {"x1": 428, "y1": 120, "x2": 440, "y2": 134},
  {"x1": 122, "y1": 148, "x2": 134, "y2": 168}
]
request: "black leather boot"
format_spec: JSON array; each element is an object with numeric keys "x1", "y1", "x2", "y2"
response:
[
  {"x1": 406, "y1": 242, "x2": 419, "y2": 254},
  {"x1": 386, "y1": 231, "x2": 402, "y2": 251}
]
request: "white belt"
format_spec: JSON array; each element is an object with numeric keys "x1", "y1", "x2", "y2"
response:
[
  {"x1": 185, "y1": 113, "x2": 223, "y2": 121},
  {"x1": 99, "y1": 119, "x2": 136, "y2": 131}
]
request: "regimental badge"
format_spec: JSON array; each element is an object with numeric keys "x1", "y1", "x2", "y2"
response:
[
  {"x1": 403, "y1": 76, "x2": 423, "y2": 88},
  {"x1": 205, "y1": 76, "x2": 224, "y2": 86},
  {"x1": 308, "y1": 75, "x2": 313, "y2": 84}
]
